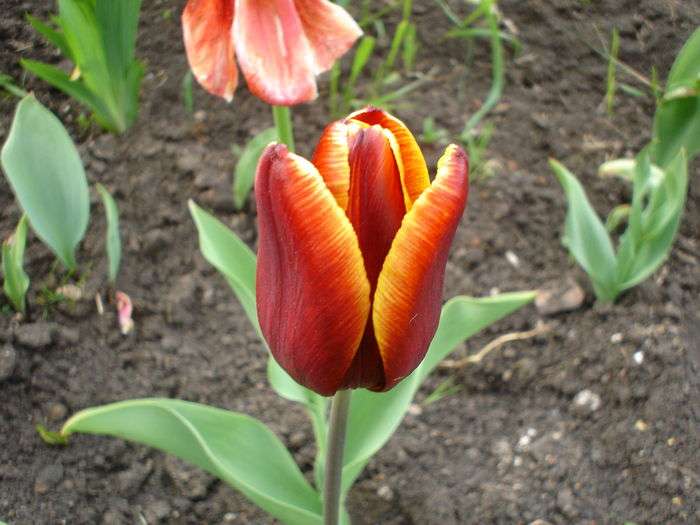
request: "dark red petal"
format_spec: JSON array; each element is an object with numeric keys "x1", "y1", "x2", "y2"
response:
[
  {"x1": 346, "y1": 125, "x2": 406, "y2": 291},
  {"x1": 373, "y1": 145, "x2": 469, "y2": 391},
  {"x1": 255, "y1": 144, "x2": 371, "y2": 396},
  {"x1": 348, "y1": 107, "x2": 430, "y2": 208},
  {"x1": 182, "y1": 0, "x2": 238, "y2": 101}
]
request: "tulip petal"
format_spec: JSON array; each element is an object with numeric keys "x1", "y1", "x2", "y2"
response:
[
  {"x1": 372, "y1": 144, "x2": 469, "y2": 391},
  {"x1": 234, "y1": 0, "x2": 317, "y2": 105},
  {"x1": 182, "y1": 0, "x2": 238, "y2": 102},
  {"x1": 255, "y1": 144, "x2": 371, "y2": 396},
  {"x1": 346, "y1": 125, "x2": 405, "y2": 290},
  {"x1": 311, "y1": 121, "x2": 351, "y2": 210},
  {"x1": 293, "y1": 0, "x2": 363, "y2": 72},
  {"x1": 348, "y1": 107, "x2": 430, "y2": 209}
]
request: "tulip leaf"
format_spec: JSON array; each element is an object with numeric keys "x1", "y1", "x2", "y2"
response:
[
  {"x1": 651, "y1": 27, "x2": 700, "y2": 167},
  {"x1": 61, "y1": 399, "x2": 322, "y2": 525},
  {"x1": 233, "y1": 127, "x2": 278, "y2": 210},
  {"x1": 664, "y1": 26, "x2": 700, "y2": 95},
  {"x1": 96, "y1": 184, "x2": 121, "y2": 284},
  {"x1": 2, "y1": 214, "x2": 30, "y2": 313},
  {"x1": 189, "y1": 200, "x2": 258, "y2": 329},
  {"x1": 550, "y1": 159, "x2": 618, "y2": 301},
  {"x1": 1, "y1": 95, "x2": 90, "y2": 271},
  {"x1": 616, "y1": 150, "x2": 687, "y2": 290},
  {"x1": 341, "y1": 291, "x2": 536, "y2": 492}
]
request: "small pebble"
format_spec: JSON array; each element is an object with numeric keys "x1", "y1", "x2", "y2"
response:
[
  {"x1": 571, "y1": 389, "x2": 602, "y2": 415},
  {"x1": 47, "y1": 402, "x2": 68, "y2": 422},
  {"x1": 505, "y1": 250, "x2": 521, "y2": 268},
  {"x1": 0, "y1": 344, "x2": 17, "y2": 381},
  {"x1": 633, "y1": 351, "x2": 644, "y2": 365},
  {"x1": 15, "y1": 322, "x2": 55, "y2": 349},
  {"x1": 535, "y1": 278, "x2": 585, "y2": 316},
  {"x1": 407, "y1": 403, "x2": 423, "y2": 416},
  {"x1": 377, "y1": 485, "x2": 394, "y2": 501},
  {"x1": 635, "y1": 419, "x2": 648, "y2": 431}
]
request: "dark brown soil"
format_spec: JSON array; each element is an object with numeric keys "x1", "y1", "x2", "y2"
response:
[{"x1": 1, "y1": 1, "x2": 699, "y2": 524}]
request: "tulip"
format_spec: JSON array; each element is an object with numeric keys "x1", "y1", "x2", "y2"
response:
[
  {"x1": 181, "y1": 0, "x2": 362, "y2": 105},
  {"x1": 255, "y1": 108, "x2": 469, "y2": 395}
]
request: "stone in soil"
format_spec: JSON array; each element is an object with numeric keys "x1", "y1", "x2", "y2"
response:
[
  {"x1": 0, "y1": 344, "x2": 17, "y2": 381},
  {"x1": 14, "y1": 322, "x2": 56, "y2": 349},
  {"x1": 535, "y1": 278, "x2": 586, "y2": 316},
  {"x1": 571, "y1": 389, "x2": 602, "y2": 415}
]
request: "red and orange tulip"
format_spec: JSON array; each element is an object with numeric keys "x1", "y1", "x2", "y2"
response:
[
  {"x1": 181, "y1": 0, "x2": 362, "y2": 105},
  {"x1": 255, "y1": 108, "x2": 469, "y2": 396}
]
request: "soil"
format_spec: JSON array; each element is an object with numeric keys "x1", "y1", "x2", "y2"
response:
[{"x1": 1, "y1": 1, "x2": 699, "y2": 524}]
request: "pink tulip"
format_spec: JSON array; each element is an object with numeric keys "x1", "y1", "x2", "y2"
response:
[{"x1": 182, "y1": 0, "x2": 362, "y2": 105}]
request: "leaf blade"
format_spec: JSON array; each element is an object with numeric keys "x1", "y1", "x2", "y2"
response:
[
  {"x1": 550, "y1": 159, "x2": 618, "y2": 300},
  {"x1": 342, "y1": 291, "x2": 535, "y2": 492},
  {"x1": 62, "y1": 398, "x2": 322, "y2": 525},
  {"x1": 1, "y1": 95, "x2": 90, "y2": 271},
  {"x1": 233, "y1": 128, "x2": 277, "y2": 210},
  {"x1": 96, "y1": 184, "x2": 122, "y2": 284}
]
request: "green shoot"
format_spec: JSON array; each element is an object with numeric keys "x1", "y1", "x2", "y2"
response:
[
  {"x1": 182, "y1": 70, "x2": 194, "y2": 114},
  {"x1": 464, "y1": 122, "x2": 495, "y2": 182},
  {"x1": 605, "y1": 28, "x2": 620, "y2": 115},
  {"x1": 0, "y1": 73, "x2": 28, "y2": 98},
  {"x1": 22, "y1": 0, "x2": 144, "y2": 134},
  {"x1": 422, "y1": 377, "x2": 462, "y2": 406},
  {"x1": 96, "y1": 184, "x2": 122, "y2": 285},
  {"x1": 2, "y1": 215, "x2": 30, "y2": 314}
]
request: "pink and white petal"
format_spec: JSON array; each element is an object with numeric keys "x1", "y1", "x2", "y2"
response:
[
  {"x1": 293, "y1": 0, "x2": 362, "y2": 73},
  {"x1": 372, "y1": 145, "x2": 469, "y2": 391},
  {"x1": 182, "y1": 0, "x2": 238, "y2": 101},
  {"x1": 234, "y1": 0, "x2": 317, "y2": 105}
]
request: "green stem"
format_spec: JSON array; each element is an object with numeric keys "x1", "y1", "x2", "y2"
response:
[
  {"x1": 272, "y1": 105, "x2": 295, "y2": 152},
  {"x1": 323, "y1": 389, "x2": 351, "y2": 525}
]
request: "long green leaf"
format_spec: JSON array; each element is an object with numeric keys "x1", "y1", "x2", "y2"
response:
[
  {"x1": 665, "y1": 27, "x2": 700, "y2": 94},
  {"x1": 1, "y1": 95, "x2": 90, "y2": 271},
  {"x1": 96, "y1": 184, "x2": 121, "y2": 284},
  {"x1": 26, "y1": 14, "x2": 73, "y2": 61},
  {"x1": 460, "y1": 4, "x2": 504, "y2": 139},
  {"x1": 2, "y1": 214, "x2": 30, "y2": 313},
  {"x1": 617, "y1": 150, "x2": 687, "y2": 290},
  {"x1": 189, "y1": 200, "x2": 258, "y2": 328},
  {"x1": 62, "y1": 399, "x2": 322, "y2": 525},
  {"x1": 233, "y1": 128, "x2": 278, "y2": 210},
  {"x1": 95, "y1": 0, "x2": 142, "y2": 130},
  {"x1": 20, "y1": 59, "x2": 111, "y2": 121},
  {"x1": 341, "y1": 291, "x2": 536, "y2": 492},
  {"x1": 95, "y1": 0, "x2": 141, "y2": 80},
  {"x1": 652, "y1": 27, "x2": 700, "y2": 167},
  {"x1": 550, "y1": 159, "x2": 618, "y2": 301},
  {"x1": 652, "y1": 96, "x2": 700, "y2": 168},
  {"x1": 57, "y1": 0, "x2": 110, "y2": 96}
]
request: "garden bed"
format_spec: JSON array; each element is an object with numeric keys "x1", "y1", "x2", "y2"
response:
[{"x1": 1, "y1": 0, "x2": 698, "y2": 523}]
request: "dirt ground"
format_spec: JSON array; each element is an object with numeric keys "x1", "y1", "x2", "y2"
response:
[{"x1": 1, "y1": 1, "x2": 699, "y2": 524}]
